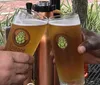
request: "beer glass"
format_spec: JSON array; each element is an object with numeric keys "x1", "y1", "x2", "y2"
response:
[
  {"x1": 5, "y1": 8, "x2": 48, "y2": 56},
  {"x1": 48, "y1": 13, "x2": 84, "y2": 85}
]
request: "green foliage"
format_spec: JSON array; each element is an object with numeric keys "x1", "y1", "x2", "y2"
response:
[
  {"x1": 0, "y1": 8, "x2": 19, "y2": 46},
  {"x1": 0, "y1": 32, "x2": 4, "y2": 45},
  {"x1": 0, "y1": 9, "x2": 19, "y2": 27},
  {"x1": 84, "y1": 2, "x2": 100, "y2": 33},
  {"x1": 60, "y1": 0, "x2": 72, "y2": 14},
  {"x1": 61, "y1": 0, "x2": 100, "y2": 33}
]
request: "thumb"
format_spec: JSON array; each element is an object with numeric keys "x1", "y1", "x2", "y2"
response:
[
  {"x1": 78, "y1": 37, "x2": 100, "y2": 54},
  {"x1": 79, "y1": 28, "x2": 100, "y2": 54},
  {"x1": 78, "y1": 41, "x2": 91, "y2": 54},
  {"x1": 78, "y1": 42, "x2": 87, "y2": 54}
]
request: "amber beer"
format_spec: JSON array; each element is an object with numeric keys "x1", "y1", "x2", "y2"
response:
[
  {"x1": 48, "y1": 14, "x2": 84, "y2": 84},
  {"x1": 6, "y1": 19, "x2": 47, "y2": 56}
]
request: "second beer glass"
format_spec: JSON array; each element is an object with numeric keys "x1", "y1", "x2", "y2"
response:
[
  {"x1": 48, "y1": 14, "x2": 84, "y2": 85},
  {"x1": 5, "y1": 8, "x2": 48, "y2": 56}
]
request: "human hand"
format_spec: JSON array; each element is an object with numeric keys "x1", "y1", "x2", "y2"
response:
[
  {"x1": 0, "y1": 51, "x2": 34, "y2": 85},
  {"x1": 78, "y1": 29, "x2": 100, "y2": 63}
]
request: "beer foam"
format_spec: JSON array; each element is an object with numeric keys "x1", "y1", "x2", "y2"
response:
[
  {"x1": 49, "y1": 14, "x2": 80, "y2": 26},
  {"x1": 13, "y1": 19, "x2": 47, "y2": 26}
]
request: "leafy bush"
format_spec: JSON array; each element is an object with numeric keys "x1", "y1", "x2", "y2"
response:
[
  {"x1": 61, "y1": 0, "x2": 100, "y2": 33},
  {"x1": 85, "y1": 1, "x2": 100, "y2": 33},
  {"x1": 61, "y1": 0, "x2": 72, "y2": 14},
  {"x1": 0, "y1": 8, "x2": 19, "y2": 46}
]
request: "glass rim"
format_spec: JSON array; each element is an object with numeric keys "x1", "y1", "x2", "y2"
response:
[
  {"x1": 49, "y1": 12, "x2": 79, "y2": 20},
  {"x1": 48, "y1": 12, "x2": 80, "y2": 26},
  {"x1": 13, "y1": 8, "x2": 48, "y2": 25},
  {"x1": 14, "y1": 8, "x2": 48, "y2": 20}
]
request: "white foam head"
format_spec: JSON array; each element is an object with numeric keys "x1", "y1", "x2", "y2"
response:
[
  {"x1": 13, "y1": 10, "x2": 47, "y2": 26},
  {"x1": 13, "y1": 19, "x2": 47, "y2": 26},
  {"x1": 49, "y1": 14, "x2": 80, "y2": 26}
]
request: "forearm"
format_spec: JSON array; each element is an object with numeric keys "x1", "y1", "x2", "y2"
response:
[{"x1": 84, "y1": 50, "x2": 100, "y2": 64}]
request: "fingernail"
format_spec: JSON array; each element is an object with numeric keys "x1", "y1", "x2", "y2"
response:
[
  {"x1": 27, "y1": 83, "x2": 34, "y2": 85},
  {"x1": 78, "y1": 46, "x2": 86, "y2": 54}
]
